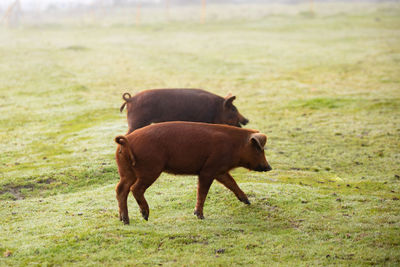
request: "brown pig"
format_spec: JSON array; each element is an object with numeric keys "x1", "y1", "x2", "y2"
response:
[
  {"x1": 114, "y1": 121, "x2": 272, "y2": 224},
  {"x1": 120, "y1": 89, "x2": 249, "y2": 134}
]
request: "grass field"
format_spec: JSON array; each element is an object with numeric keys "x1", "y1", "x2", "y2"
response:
[{"x1": 1, "y1": 2, "x2": 400, "y2": 266}]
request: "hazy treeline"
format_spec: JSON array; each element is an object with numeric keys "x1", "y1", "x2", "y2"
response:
[{"x1": 0, "y1": 0, "x2": 396, "y2": 13}]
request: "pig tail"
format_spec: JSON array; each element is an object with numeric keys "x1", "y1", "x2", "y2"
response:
[
  {"x1": 120, "y1": 92, "x2": 132, "y2": 112},
  {"x1": 115, "y1": 136, "x2": 136, "y2": 166}
]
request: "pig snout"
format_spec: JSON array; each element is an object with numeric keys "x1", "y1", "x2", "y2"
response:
[
  {"x1": 254, "y1": 164, "x2": 272, "y2": 172},
  {"x1": 240, "y1": 117, "x2": 249, "y2": 126}
]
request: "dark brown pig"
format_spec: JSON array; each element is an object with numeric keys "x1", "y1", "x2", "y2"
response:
[
  {"x1": 119, "y1": 89, "x2": 249, "y2": 134},
  {"x1": 114, "y1": 121, "x2": 272, "y2": 224}
]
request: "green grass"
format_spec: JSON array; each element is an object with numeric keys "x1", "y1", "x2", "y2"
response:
[{"x1": 1, "y1": 2, "x2": 400, "y2": 266}]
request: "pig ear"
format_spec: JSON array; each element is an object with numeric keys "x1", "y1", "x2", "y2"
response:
[
  {"x1": 250, "y1": 133, "x2": 267, "y2": 151},
  {"x1": 224, "y1": 94, "x2": 236, "y2": 108}
]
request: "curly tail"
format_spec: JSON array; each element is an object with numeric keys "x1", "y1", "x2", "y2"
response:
[
  {"x1": 120, "y1": 92, "x2": 132, "y2": 113},
  {"x1": 115, "y1": 135, "x2": 136, "y2": 166}
]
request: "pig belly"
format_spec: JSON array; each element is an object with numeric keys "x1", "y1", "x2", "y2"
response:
[{"x1": 164, "y1": 154, "x2": 208, "y2": 175}]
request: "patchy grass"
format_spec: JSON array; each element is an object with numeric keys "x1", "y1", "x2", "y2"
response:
[{"x1": 1, "y1": 2, "x2": 400, "y2": 266}]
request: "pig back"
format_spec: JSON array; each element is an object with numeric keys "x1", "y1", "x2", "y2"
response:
[
  {"x1": 131, "y1": 89, "x2": 222, "y2": 123},
  {"x1": 129, "y1": 122, "x2": 253, "y2": 175}
]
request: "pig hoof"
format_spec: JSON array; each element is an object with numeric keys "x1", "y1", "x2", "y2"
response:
[
  {"x1": 241, "y1": 198, "x2": 251, "y2": 205},
  {"x1": 193, "y1": 210, "x2": 204, "y2": 219},
  {"x1": 122, "y1": 216, "x2": 130, "y2": 225},
  {"x1": 141, "y1": 211, "x2": 149, "y2": 221}
]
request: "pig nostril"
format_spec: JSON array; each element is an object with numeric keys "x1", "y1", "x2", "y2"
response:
[{"x1": 255, "y1": 165, "x2": 271, "y2": 172}]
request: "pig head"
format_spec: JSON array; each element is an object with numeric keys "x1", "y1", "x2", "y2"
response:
[
  {"x1": 214, "y1": 94, "x2": 249, "y2": 128},
  {"x1": 240, "y1": 133, "x2": 272, "y2": 172}
]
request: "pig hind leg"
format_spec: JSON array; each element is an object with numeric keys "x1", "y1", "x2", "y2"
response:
[
  {"x1": 216, "y1": 173, "x2": 250, "y2": 205},
  {"x1": 131, "y1": 174, "x2": 159, "y2": 221},
  {"x1": 127, "y1": 117, "x2": 151, "y2": 134},
  {"x1": 116, "y1": 174, "x2": 137, "y2": 225}
]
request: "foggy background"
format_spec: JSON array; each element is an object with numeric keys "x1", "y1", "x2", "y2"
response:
[
  {"x1": 0, "y1": 0, "x2": 394, "y2": 11},
  {"x1": 1, "y1": 0, "x2": 397, "y2": 27}
]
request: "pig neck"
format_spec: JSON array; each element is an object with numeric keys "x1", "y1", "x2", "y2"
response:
[
  {"x1": 237, "y1": 156, "x2": 251, "y2": 170},
  {"x1": 212, "y1": 98, "x2": 225, "y2": 124},
  {"x1": 236, "y1": 140, "x2": 256, "y2": 171}
]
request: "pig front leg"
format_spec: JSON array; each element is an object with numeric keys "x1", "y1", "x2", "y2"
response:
[
  {"x1": 216, "y1": 173, "x2": 250, "y2": 205},
  {"x1": 194, "y1": 174, "x2": 215, "y2": 219}
]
